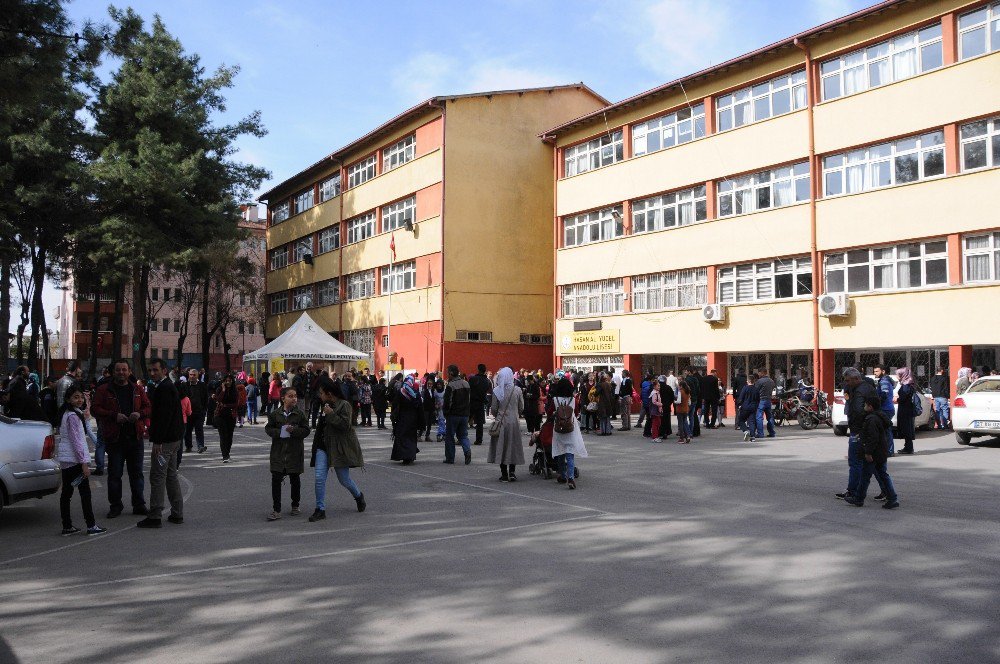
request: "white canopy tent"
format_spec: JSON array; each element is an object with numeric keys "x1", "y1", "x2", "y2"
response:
[{"x1": 242, "y1": 313, "x2": 367, "y2": 371}]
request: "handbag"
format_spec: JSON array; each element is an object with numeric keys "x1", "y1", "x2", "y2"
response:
[
  {"x1": 489, "y1": 390, "x2": 515, "y2": 437},
  {"x1": 585, "y1": 401, "x2": 598, "y2": 412}
]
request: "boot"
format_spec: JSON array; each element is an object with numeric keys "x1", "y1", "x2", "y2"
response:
[
  {"x1": 308, "y1": 509, "x2": 326, "y2": 522},
  {"x1": 354, "y1": 493, "x2": 366, "y2": 513}
]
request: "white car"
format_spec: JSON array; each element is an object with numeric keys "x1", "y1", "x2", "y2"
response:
[
  {"x1": 0, "y1": 415, "x2": 59, "y2": 515},
  {"x1": 953, "y1": 377, "x2": 1000, "y2": 445},
  {"x1": 831, "y1": 375, "x2": 933, "y2": 436}
]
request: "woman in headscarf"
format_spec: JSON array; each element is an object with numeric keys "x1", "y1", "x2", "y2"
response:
[
  {"x1": 550, "y1": 377, "x2": 588, "y2": 489},
  {"x1": 956, "y1": 367, "x2": 972, "y2": 395},
  {"x1": 488, "y1": 367, "x2": 525, "y2": 482},
  {"x1": 390, "y1": 374, "x2": 421, "y2": 465},
  {"x1": 895, "y1": 367, "x2": 918, "y2": 455},
  {"x1": 596, "y1": 372, "x2": 616, "y2": 436},
  {"x1": 214, "y1": 374, "x2": 240, "y2": 463}
]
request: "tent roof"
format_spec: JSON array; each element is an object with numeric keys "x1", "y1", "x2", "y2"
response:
[{"x1": 243, "y1": 312, "x2": 368, "y2": 362}]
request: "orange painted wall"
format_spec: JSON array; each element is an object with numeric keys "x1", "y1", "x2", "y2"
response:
[
  {"x1": 414, "y1": 252, "x2": 442, "y2": 288},
  {"x1": 442, "y1": 342, "x2": 555, "y2": 377},
  {"x1": 415, "y1": 117, "x2": 444, "y2": 158},
  {"x1": 415, "y1": 181, "x2": 443, "y2": 220}
]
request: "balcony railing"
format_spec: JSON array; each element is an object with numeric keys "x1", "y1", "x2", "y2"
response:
[{"x1": 76, "y1": 293, "x2": 115, "y2": 302}]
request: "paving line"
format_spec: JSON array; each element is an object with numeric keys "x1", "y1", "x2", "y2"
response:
[
  {"x1": 0, "y1": 512, "x2": 606, "y2": 599},
  {"x1": 0, "y1": 475, "x2": 195, "y2": 567}
]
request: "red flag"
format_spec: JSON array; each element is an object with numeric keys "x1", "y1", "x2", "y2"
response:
[{"x1": 390, "y1": 233, "x2": 396, "y2": 262}]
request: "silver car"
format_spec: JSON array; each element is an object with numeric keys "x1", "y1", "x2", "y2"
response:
[{"x1": 0, "y1": 414, "x2": 59, "y2": 514}]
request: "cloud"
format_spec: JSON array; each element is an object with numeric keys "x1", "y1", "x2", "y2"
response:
[
  {"x1": 628, "y1": 0, "x2": 743, "y2": 78},
  {"x1": 392, "y1": 51, "x2": 572, "y2": 102},
  {"x1": 810, "y1": 0, "x2": 862, "y2": 24}
]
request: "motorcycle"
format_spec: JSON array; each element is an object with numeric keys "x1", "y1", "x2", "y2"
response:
[{"x1": 796, "y1": 390, "x2": 833, "y2": 430}]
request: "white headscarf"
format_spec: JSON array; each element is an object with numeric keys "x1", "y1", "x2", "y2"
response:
[{"x1": 493, "y1": 367, "x2": 515, "y2": 402}]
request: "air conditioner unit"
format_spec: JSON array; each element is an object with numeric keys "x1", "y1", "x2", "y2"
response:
[
  {"x1": 702, "y1": 304, "x2": 726, "y2": 323},
  {"x1": 818, "y1": 293, "x2": 850, "y2": 317}
]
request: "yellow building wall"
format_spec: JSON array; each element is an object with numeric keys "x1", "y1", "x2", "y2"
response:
[
  {"x1": 556, "y1": 111, "x2": 809, "y2": 217},
  {"x1": 814, "y1": 51, "x2": 1000, "y2": 154},
  {"x1": 341, "y1": 286, "x2": 442, "y2": 329},
  {"x1": 443, "y1": 88, "x2": 607, "y2": 342},
  {"x1": 820, "y1": 285, "x2": 1000, "y2": 348},
  {"x1": 342, "y1": 149, "x2": 443, "y2": 219},
  {"x1": 555, "y1": 299, "x2": 815, "y2": 356},
  {"x1": 343, "y1": 215, "x2": 441, "y2": 274},
  {"x1": 337, "y1": 111, "x2": 442, "y2": 174},
  {"x1": 556, "y1": 203, "x2": 811, "y2": 285},
  {"x1": 266, "y1": 247, "x2": 340, "y2": 293},
  {"x1": 267, "y1": 196, "x2": 341, "y2": 248},
  {"x1": 816, "y1": 169, "x2": 1000, "y2": 251}
]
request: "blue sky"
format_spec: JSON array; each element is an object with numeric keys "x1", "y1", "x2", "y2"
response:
[{"x1": 34, "y1": 0, "x2": 874, "y2": 332}]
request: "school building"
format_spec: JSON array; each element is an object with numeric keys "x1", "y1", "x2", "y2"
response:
[
  {"x1": 261, "y1": 85, "x2": 607, "y2": 376},
  {"x1": 545, "y1": 0, "x2": 1000, "y2": 398}
]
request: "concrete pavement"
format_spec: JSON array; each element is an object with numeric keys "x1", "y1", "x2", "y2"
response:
[{"x1": 1, "y1": 418, "x2": 999, "y2": 663}]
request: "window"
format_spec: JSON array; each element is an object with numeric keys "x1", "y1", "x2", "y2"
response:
[
  {"x1": 249, "y1": 323, "x2": 256, "y2": 335},
  {"x1": 347, "y1": 211, "x2": 376, "y2": 244},
  {"x1": 563, "y1": 206, "x2": 623, "y2": 248},
  {"x1": 151, "y1": 287, "x2": 159, "y2": 301},
  {"x1": 342, "y1": 328, "x2": 375, "y2": 354},
  {"x1": 294, "y1": 188, "x2": 314, "y2": 215},
  {"x1": 293, "y1": 237, "x2": 312, "y2": 262},
  {"x1": 718, "y1": 162, "x2": 810, "y2": 216},
  {"x1": 716, "y1": 70, "x2": 807, "y2": 132},
  {"x1": 960, "y1": 117, "x2": 1000, "y2": 171},
  {"x1": 238, "y1": 321, "x2": 245, "y2": 334},
  {"x1": 173, "y1": 319, "x2": 180, "y2": 332},
  {"x1": 563, "y1": 131, "x2": 623, "y2": 177},
  {"x1": 383, "y1": 135, "x2": 415, "y2": 171},
  {"x1": 632, "y1": 268, "x2": 708, "y2": 311},
  {"x1": 317, "y1": 278, "x2": 340, "y2": 305},
  {"x1": 239, "y1": 293, "x2": 247, "y2": 306},
  {"x1": 270, "y1": 245, "x2": 289, "y2": 270},
  {"x1": 824, "y1": 240, "x2": 948, "y2": 294},
  {"x1": 519, "y1": 334, "x2": 553, "y2": 344},
  {"x1": 561, "y1": 279, "x2": 625, "y2": 318},
  {"x1": 162, "y1": 318, "x2": 170, "y2": 332},
  {"x1": 964, "y1": 232, "x2": 1000, "y2": 282},
  {"x1": 381, "y1": 334, "x2": 389, "y2": 347},
  {"x1": 632, "y1": 103, "x2": 706, "y2": 157},
  {"x1": 345, "y1": 270, "x2": 375, "y2": 301},
  {"x1": 632, "y1": 186, "x2": 707, "y2": 233},
  {"x1": 822, "y1": 131, "x2": 944, "y2": 197},
  {"x1": 456, "y1": 330, "x2": 493, "y2": 342},
  {"x1": 320, "y1": 174, "x2": 341, "y2": 201},
  {"x1": 150, "y1": 318, "x2": 158, "y2": 332},
  {"x1": 272, "y1": 201, "x2": 290, "y2": 224},
  {"x1": 318, "y1": 226, "x2": 340, "y2": 253},
  {"x1": 718, "y1": 257, "x2": 813, "y2": 303},
  {"x1": 347, "y1": 155, "x2": 377, "y2": 188},
  {"x1": 292, "y1": 286, "x2": 313, "y2": 310},
  {"x1": 959, "y1": 3, "x2": 1000, "y2": 59},
  {"x1": 381, "y1": 260, "x2": 416, "y2": 294},
  {"x1": 270, "y1": 292, "x2": 288, "y2": 315},
  {"x1": 820, "y1": 25, "x2": 943, "y2": 101},
  {"x1": 382, "y1": 196, "x2": 415, "y2": 232}
]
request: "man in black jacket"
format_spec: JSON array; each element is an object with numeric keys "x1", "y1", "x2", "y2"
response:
[
  {"x1": 701, "y1": 370, "x2": 721, "y2": 428},
  {"x1": 617, "y1": 370, "x2": 634, "y2": 431},
  {"x1": 443, "y1": 365, "x2": 472, "y2": 465},
  {"x1": 929, "y1": 367, "x2": 951, "y2": 429},
  {"x1": 139, "y1": 358, "x2": 185, "y2": 528},
  {"x1": 185, "y1": 368, "x2": 209, "y2": 454},
  {"x1": 468, "y1": 364, "x2": 490, "y2": 446},
  {"x1": 844, "y1": 396, "x2": 899, "y2": 509},
  {"x1": 837, "y1": 368, "x2": 880, "y2": 501},
  {"x1": 684, "y1": 369, "x2": 702, "y2": 437}
]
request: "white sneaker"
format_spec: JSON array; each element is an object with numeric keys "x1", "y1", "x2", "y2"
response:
[{"x1": 652, "y1": 438, "x2": 662, "y2": 443}]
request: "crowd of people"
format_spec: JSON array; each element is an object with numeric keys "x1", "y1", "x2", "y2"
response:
[{"x1": 4, "y1": 356, "x2": 995, "y2": 533}]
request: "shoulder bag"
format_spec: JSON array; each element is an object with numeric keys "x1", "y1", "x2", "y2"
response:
[{"x1": 489, "y1": 389, "x2": 515, "y2": 437}]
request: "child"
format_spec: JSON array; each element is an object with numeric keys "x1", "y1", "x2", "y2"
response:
[
  {"x1": 736, "y1": 381, "x2": 759, "y2": 442},
  {"x1": 675, "y1": 382, "x2": 691, "y2": 444},
  {"x1": 263, "y1": 387, "x2": 311, "y2": 521},
  {"x1": 434, "y1": 378, "x2": 446, "y2": 442},
  {"x1": 845, "y1": 396, "x2": 899, "y2": 509},
  {"x1": 56, "y1": 386, "x2": 106, "y2": 536}
]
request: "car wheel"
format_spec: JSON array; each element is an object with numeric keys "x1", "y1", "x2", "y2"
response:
[
  {"x1": 833, "y1": 425, "x2": 848, "y2": 437},
  {"x1": 918, "y1": 423, "x2": 933, "y2": 431},
  {"x1": 956, "y1": 431, "x2": 972, "y2": 446}
]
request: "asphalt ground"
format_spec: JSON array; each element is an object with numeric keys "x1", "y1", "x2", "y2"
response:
[{"x1": 1, "y1": 416, "x2": 999, "y2": 664}]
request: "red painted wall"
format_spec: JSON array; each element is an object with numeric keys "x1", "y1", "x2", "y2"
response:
[
  {"x1": 415, "y1": 116, "x2": 444, "y2": 157},
  {"x1": 443, "y1": 342, "x2": 554, "y2": 377},
  {"x1": 415, "y1": 182, "x2": 442, "y2": 220},
  {"x1": 372, "y1": 320, "x2": 443, "y2": 374}
]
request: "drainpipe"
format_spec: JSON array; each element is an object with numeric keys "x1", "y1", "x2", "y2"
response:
[
  {"x1": 795, "y1": 37, "x2": 823, "y2": 400},
  {"x1": 333, "y1": 157, "x2": 343, "y2": 339},
  {"x1": 427, "y1": 99, "x2": 446, "y2": 372}
]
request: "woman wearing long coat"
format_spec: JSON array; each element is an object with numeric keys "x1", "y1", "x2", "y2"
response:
[
  {"x1": 488, "y1": 367, "x2": 525, "y2": 482},
  {"x1": 390, "y1": 375, "x2": 421, "y2": 465},
  {"x1": 895, "y1": 367, "x2": 918, "y2": 455},
  {"x1": 596, "y1": 373, "x2": 616, "y2": 436},
  {"x1": 308, "y1": 378, "x2": 365, "y2": 522},
  {"x1": 550, "y1": 377, "x2": 588, "y2": 489}
]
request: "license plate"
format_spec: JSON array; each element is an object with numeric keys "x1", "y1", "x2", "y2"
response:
[{"x1": 973, "y1": 421, "x2": 1000, "y2": 429}]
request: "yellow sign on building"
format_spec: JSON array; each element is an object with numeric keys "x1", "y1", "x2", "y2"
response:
[
  {"x1": 560, "y1": 330, "x2": 620, "y2": 355},
  {"x1": 269, "y1": 357, "x2": 285, "y2": 374}
]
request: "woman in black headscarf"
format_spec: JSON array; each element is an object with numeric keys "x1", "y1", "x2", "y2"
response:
[{"x1": 390, "y1": 374, "x2": 422, "y2": 465}]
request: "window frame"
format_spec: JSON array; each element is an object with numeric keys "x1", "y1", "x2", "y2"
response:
[
  {"x1": 718, "y1": 257, "x2": 814, "y2": 304},
  {"x1": 346, "y1": 211, "x2": 376, "y2": 244},
  {"x1": 270, "y1": 292, "x2": 288, "y2": 315},
  {"x1": 562, "y1": 206, "x2": 623, "y2": 248},
  {"x1": 317, "y1": 278, "x2": 340, "y2": 306},
  {"x1": 381, "y1": 196, "x2": 416, "y2": 233},
  {"x1": 347, "y1": 154, "x2": 377, "y2": 189},
  {"x1": 560, "y1": 279, "x2": 625, "y2": 318},
  {"x1": 291, "y1": 285, "x2": 313, "y2": 311},
  {"x1": 383, "y1": 135, "x2": 416, "y2": 172},
  {"x1": 960, "y1": 116, "x2": 1000, "y2": 172},
  {"x1": 319, "y1": 174, "x2": 341, "y2": 202},
  {"x1": 822, "y1": 130, "x2": 945, "y2": 198},
  {"x1": 563, "y1": 131, "x2": 624, "y2": 177},
  {"x1": 293, "y1": 188, "x2": 315, "y2": 215},
  {"x1": 380, "y1": 260, "x2": 416, "y2": 294},
  {"x1": 958, "y1": 2, "x2": 1000, "y2": 60},
  {"x1": 716, "y1": 70, "x2": 807, "y2": 132},
  {"x1": 345, "y1": 270, "x2": 376, "y2": 301},
  {"x1": 632, "y1": 185, "x2": 707, "y2": 234},
  {"x1": 632, "y1": 268, "x2": 709, "y2": 312},
  {"x1": 269, "y1": 245, "x2": 289, "y2": 271},
  {"x1": 717, "y1": 162, "x2": 810, "y2": 217},
  {"x1": 293, "y1": 236, "x2": 313, "y2": 263},
  {"x1": 271, "y1": 201, "x2": 290, "y2": 225},
  {"x1": 963, "y1": 231, "x2": 1000, "y2": 283},
  {"x1": 341, "y1": 328, "x2": 375, "y2": 354},
  {"x1": 317, "y1": 226, "x2": 340, "y2": 254},
  {"x1": 824, "y1": 240, "x2": 949, "y2": 294},
  {"x1": 632, "y1": 103, "x2": 706, "y2": 157}
]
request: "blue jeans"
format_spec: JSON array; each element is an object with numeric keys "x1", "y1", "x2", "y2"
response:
[
  {"x1": 445, "y1": 415, "x2": 471, "y2": 462},
  {"x1": 676, "y1": 413, "x2": 690, "y2": 438},
  {"x1": 934, "y1": 397, "x2": 950, "y2": 428},
  {"x1": 246, "y1": 400, "x2": 258, "y2": 422},
  {"x1": 314, "y1": 449, "x2": 361, "y2": 511},
  {"x1": 560, "y1": 452, "x2": 575, "y2": 481},
  {"x1": 737, "y1": 408, "x2": 756, "y2": 436},
  {"x1": 94, "y1": 434, "x2": 106, "y2": 472},
  {"x1": 856, "y1": 459, "x2": 897, "y2": 504},
  {"x1": 106, "y1": 439, "x2": 145, "y2": 510},
  {"x1": 437, "y1": 411, "x2": 447, "y2": 437},
  {"x1": 599, "y1": 416, "x2": 612, "y2": 434},
  {"x1": 847, "y1": 434, "x2": 863, "y2": 495},
  {"x1": 883, "y1": 407, "x2": 895, "y2": 456},
  {"x1": 756, "y1": 400, "x2": 775, "y2": 437}
]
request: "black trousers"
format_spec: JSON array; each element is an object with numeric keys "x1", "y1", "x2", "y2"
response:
[
  {"x1": 217, "y1": 415, "x2": 236, "y2": 459},
  {"x1": 60, "y1": 466, "x2": 95, "y2": 529},
  {"x1": 184, "y1": 412, "x2": 205, "y2": 451},
  {"x1": 361, "y1": 403, "x2": 372, "y2": 426},
  {"x1": 500, "y1": 464, "x2": 517, "y2": 478},
  {"x1": 375, "y1": 406, "x2": 387, "y2": 428},
  {"x1": 271, "y1": 472, "x2": 301, "y2": 511}
]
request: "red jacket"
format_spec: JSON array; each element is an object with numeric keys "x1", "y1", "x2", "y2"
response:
[{"x1": 91, "y1": 382, "x2": 152, "y2": 443}]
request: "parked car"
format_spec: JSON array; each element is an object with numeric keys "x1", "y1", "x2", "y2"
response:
[
  {"x1": 0, "y1": 414, "x2": 59, "y2": 515},
  {"x1": 953, "y1": 376, "x2": 1000, "y2": 445},
  {"x1": 831, "y1": 375, "x2": 933, "y2": 436}
]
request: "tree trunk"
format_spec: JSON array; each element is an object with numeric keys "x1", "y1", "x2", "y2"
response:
[
  {"x1": 87, "y1": 288, "x2": 100, "y2": 381},
  {"x1": 0, "y1": 254, "x2": 11, "y2": 373},
  {"x1": 111, "y1": 281, "x2": 124, "y2": 362},
  {"x1": 27, "y1": 247, "x2": 46, "y2": 370},
  {"x1": 222, "y1": 325, "x2": 231, "y2": 374},
  {"x1": 131, "y1": 264, "x2": 143, "y2": 370},
  {"x1": 135, "y1": 265, "x2": 150, "y2": 378},
  {"x1": 200, "y1": 277, "x2": 211, "y2": 371}
]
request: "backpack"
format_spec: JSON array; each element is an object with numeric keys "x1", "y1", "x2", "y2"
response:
[
  {"x1": 907, "y1": 385, "x2": 923, "y2": 416},
  {"x1": 554, "y1": 399, "x2": 576, "y2": 434}
]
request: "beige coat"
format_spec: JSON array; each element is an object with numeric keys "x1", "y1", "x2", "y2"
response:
[{"x1": 488, "y1": 386, "x2": 525, "y2": 465}]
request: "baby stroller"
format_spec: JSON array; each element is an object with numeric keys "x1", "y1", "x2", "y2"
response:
[{"x1": 528, "y1": 418, "x2": 580, "y2": 481}]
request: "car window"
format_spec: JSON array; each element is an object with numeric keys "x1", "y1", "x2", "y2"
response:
[{"x1": 967, "y1": 379, "x2": 1000, "y2": 393}]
